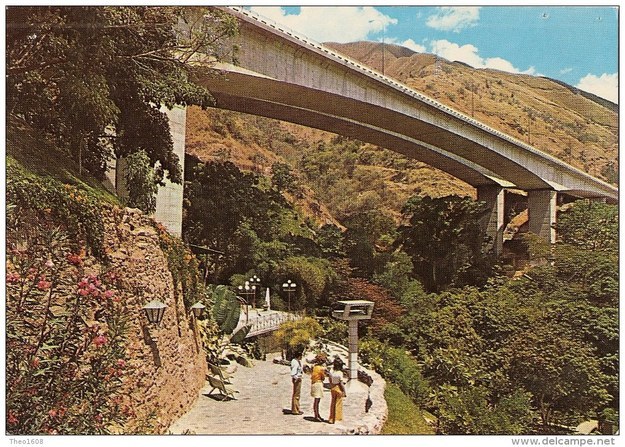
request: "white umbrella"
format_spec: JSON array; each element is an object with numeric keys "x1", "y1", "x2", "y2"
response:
[{"x1": 265, "y1": 287, "x2": 271, "y2": 311}]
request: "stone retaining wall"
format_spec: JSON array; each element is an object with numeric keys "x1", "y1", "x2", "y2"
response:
[{"x1": 100, "y1": 207, "x2": 207, "y2": 433}]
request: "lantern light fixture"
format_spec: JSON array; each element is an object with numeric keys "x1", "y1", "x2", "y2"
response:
[
  {"x1": 142, "y1": 300, "x2": 167, "y2": 325},
  {"x1": 190, "y1": 302, "x2": 206, "y2": 318}
]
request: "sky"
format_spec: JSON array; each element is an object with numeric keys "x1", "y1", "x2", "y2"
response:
[{"x1": 247, "y1": 6, "x2": 618, "y2": 103}]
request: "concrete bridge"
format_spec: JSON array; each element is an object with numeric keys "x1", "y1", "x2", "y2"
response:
[{"x1": 153, "y1": 6, "x2": 617, "y2": 253}]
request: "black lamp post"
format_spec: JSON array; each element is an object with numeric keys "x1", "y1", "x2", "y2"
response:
[
  {"x1": 142, "y1": 300, "x2": 167, "y2": 325},
  {"x1": 249, "y1": 275, "x2": 261, "y2": 308},
  {"x1": 238, "y1": 281, "x2": 256, "y2": 303},
  {"x1": 282, "y1": 280, "x2": 297, "y2": 312}
]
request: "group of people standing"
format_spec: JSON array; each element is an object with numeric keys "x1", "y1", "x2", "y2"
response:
[{"x1": 290, "y1": 352, "x2": 347, "y2": 424}]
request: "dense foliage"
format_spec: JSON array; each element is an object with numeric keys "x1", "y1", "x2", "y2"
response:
[
  {"x1": 183, "y1": 160, "x2": 343, "y2": 312},
  {"x1": 7, "y1": 6, "x2": 236, "y2": 183},
  {"x1": 123, "y1": 150, "x2": 159, "y2": 214},
  {"x1": 365, "y1": 200, "x2": 617, "y2": 434},
  {"x1": 7, "y1": 162, "x2": 107, "y2": 260},
  {"x1": 397, "y1": 195, "x2": 495, "y2": 292},
  {"x1": 6, "y1": 182, "x2": 130, "y2": 434}
]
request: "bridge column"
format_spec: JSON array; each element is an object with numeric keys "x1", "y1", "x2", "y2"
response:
[
  {"x1": 153, "y1": 105, "x2": 186, "y2": 237},
  {"x1": 477, "y1": 185, "x2": 505, "y2": 256},
  {"x1": 527, "y1": 190, "x2": 557, "y2": 244}
]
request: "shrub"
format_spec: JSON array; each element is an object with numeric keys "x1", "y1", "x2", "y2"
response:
[
  {"x1": 274, "y1": 317, "x2": 323, "y2": 360},
  {"x1": 7, "y1": 163, "x2": 106, "y2": 260},
  {"x1": 360, "y1": 338, "x2": 430, "y2": 406},
  {"x1": 6, "y1": 222, "x2": 130, "y2": 434}
]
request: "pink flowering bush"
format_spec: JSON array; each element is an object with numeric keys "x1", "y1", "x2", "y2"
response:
[{"x1": 6, "y1": 220, "x2": 131, "y2": 435}]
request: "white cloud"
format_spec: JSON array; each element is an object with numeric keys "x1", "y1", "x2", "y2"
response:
[
  {"x1": 401, "y1": 39, "x2": 427, "y2": 53},
  {"x1": 560, "y1": 67, "x2": 573, "y2": 75},
  {"x1": 429, "y1": 39, "x2": 538, "y2": 75},
  {"x1": 426, "y1": 7, "x2": 480, "y2": 33},
  {"x1": 385, "y1": 37, "x2": 426, "y2": 53},
  {"x1": 249, "y1": 6, "x2": 396, "y2": 43},
  {"x1": 576, "y1": 73, "x2": 618, "y2": 103}
]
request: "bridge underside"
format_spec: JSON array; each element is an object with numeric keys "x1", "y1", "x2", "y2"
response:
[{"x1": 197, "y1": 65, "x2": 617, "y2": 204}]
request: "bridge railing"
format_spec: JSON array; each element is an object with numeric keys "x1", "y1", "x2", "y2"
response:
[
  {"x1": 225, "y1": 7, "x2": 510, "y2": 138},
  {"x1": 246, "y1": 311, "x2": 302, "y2": 337}
]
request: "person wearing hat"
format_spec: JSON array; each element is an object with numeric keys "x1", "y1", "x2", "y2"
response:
[
  {"x1": 328, "y1": 357, "x2": 347, "y2": 424},
  {"x1": 310, "y1": 354, "x2": 327, "y2": 422}
]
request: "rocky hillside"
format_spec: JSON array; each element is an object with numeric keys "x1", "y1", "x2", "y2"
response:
[{"x1": 186, "y1": 40, "x2": 617, "y2": 224}]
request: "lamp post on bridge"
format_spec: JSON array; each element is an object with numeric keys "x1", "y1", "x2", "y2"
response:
[
  {"x1": 282, "y1": 279, "x2": 296, "y2": 312},
  {"x1": 237, "y1": 281, "x2": 256, "y2": 320},
  {"x1": 249, "y1": 275, "x2": 261, "y2": 308}
]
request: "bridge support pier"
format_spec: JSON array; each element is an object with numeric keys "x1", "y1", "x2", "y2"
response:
[
  {"x1": 153, "y1": 105, "x2": 187, "y2": 237},
  {"x1": 527, "y1": 190, "x2": 557, "y2": 244},
  {"x1": 477, "y1": 185, "x2": 505, "y2": 257}
]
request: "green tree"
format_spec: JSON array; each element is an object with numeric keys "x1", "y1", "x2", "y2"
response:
[
  {"x1": 316, "y1": 224, "x2": 345, "y2": 259},
  {"x1": 343, "y1": 210, "x2": 396, "y2": 277},
  {"x1": 504, "y1": 322, "x2": 610, "y2": 429},
  {"x1": 271, "y1": 162, "x2": 298, "y2": 194},
  {"x1": 274, "y1": 256, "x2": 337, "y2": 311},
  {"x1": 396, "y1": 195, "x2": 494, "y2": 292},
  {"x1": 556, "y1": 200, "x2": 618, "y2": 253},
  {"x1": 437, "y1": 386, "x2": 532, "y2": 435},
  {"x1": 123, "y1": 150, "x2": 158, "y2": 214},
  {"x1": 7, "y1": 6, "x2": 237, "y2": 182},
  {"x1": 183, "y1": 161, "x2": 290, "y2": 282}
]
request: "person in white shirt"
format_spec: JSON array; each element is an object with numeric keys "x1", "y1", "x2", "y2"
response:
[{"x1": 290, "y1": 351, "x2": 304, "y2": 415}]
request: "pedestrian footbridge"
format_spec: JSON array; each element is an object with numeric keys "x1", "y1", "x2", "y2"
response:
[{"x1": 234, "y1": 308, "x2": 302, "y2": 338}]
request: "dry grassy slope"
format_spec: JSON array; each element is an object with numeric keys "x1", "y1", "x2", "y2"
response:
[
  {"x1": 185, "y1": 106, "x2": 342, "y2": 228},
  {"x1": 326, "y1": 41, "x2": 618, "y2": 181}
]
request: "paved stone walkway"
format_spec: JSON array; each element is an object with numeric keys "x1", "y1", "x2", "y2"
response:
[{"x1": 168, "y1": 354, "x2": 387, "y2": 435}]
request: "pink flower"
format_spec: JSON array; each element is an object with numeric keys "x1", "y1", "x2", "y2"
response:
[
  {"x1": 78, "y1": 288, "x2": 90, "y2": 296},
  {"x1": 8, "y1": 411, "x2": 18, "y2": 425},
  {"x1": 37, "y1": 279, "x2": 51, "y2": 290},
  {"x1": 117, "y1": 359, "x2": 126, "y2": 368},
  {"x1": 78, "y1": 278, "x2": 89, "y2": 288},
  {"x1": 104, "y1": 290, "x2": 115, "y2": 299},
  {"x1": 31, "y1": 357, "x2": 40, "y2": 368},
  {"x1": 6, "y1": 272, "x2": 20, "y2": 283},
  {"x1": 48, "y1": 409, "x2": 57, "y2": 418},
  {"x1": 93, "y1": 335, "x2": 108, "y2": 347},
  {"x1": 45, "y1": 259, "x2": 54, "y2": 268}
]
